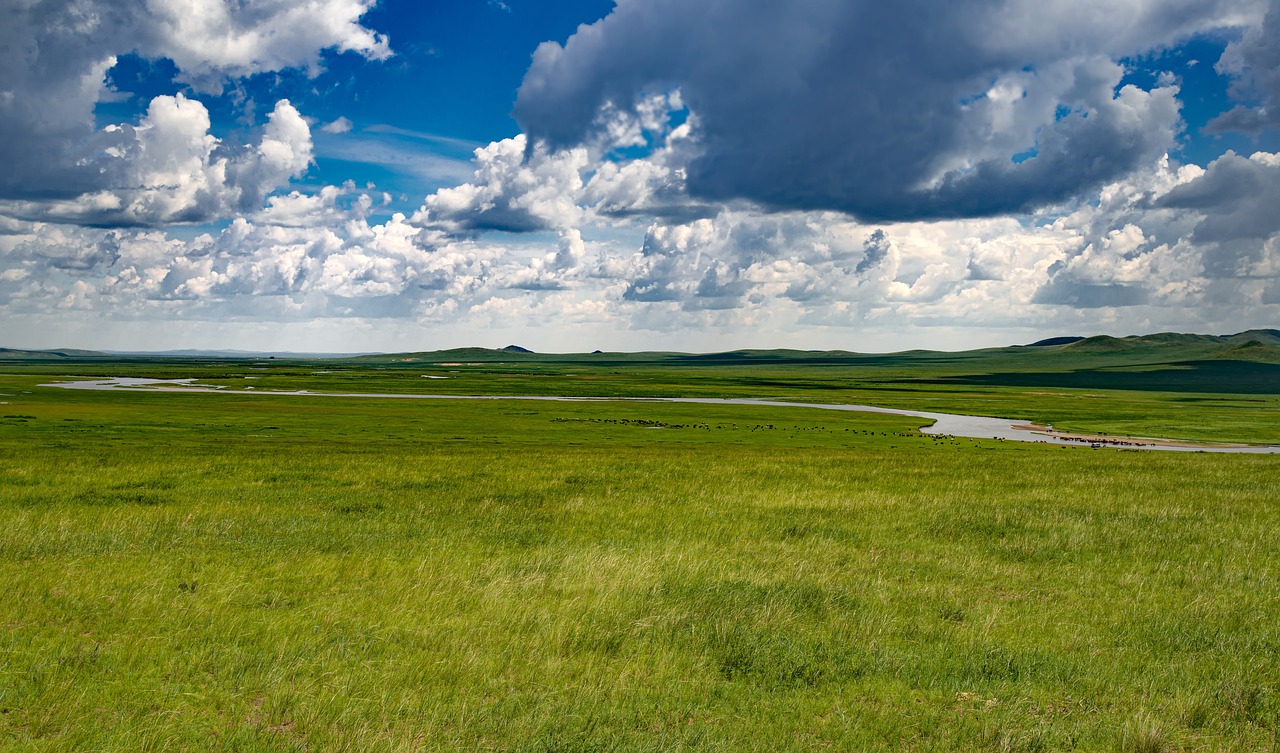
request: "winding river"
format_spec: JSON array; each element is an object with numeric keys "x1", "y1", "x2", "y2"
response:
[{"x1": 43, "y1": 377, "x2": 1280, "y2": 454}]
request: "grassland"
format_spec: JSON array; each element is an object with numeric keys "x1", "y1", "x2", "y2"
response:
[
  {"x1": 1, "y1": 338, "x2": 1278, "y2": 751},
  {"x1": 11, "y1": 336, "x2": 1280, "y2": 445}
]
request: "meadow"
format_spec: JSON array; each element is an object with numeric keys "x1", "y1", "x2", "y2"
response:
[{"x1": 0, "y1": 341, "x2": 1278, "y2": 751}]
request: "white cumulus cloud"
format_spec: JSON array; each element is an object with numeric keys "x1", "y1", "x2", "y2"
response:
[
  {"x1": 0, "y1": 97, "x2": 313, "y2": 227},
  {"x1": 0, "y1": 0, "x2": 385, "y2": 223}
]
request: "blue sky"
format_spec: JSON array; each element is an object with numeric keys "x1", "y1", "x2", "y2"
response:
[
  {"x1": 95, "y1": 1, "x2": 617, "y2": 209},
  {"x1": 2, "y1": 0, "x2": 1279, "y2": 353}
]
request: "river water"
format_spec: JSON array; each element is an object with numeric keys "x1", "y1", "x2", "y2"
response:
[{"x1": 43, "y1": 377, "x2": 1280, "y2": 454}]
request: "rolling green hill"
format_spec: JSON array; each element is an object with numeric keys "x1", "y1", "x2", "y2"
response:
[
  {"x1": 0, "y1": 347, "x2": 108, "y2": 360},
  {"x1": 9, "y1": 330, "x2": 1277, "y2": 367},
  {"x1": 6, "y1": 330, "x2": 1278, "y2": 395}
]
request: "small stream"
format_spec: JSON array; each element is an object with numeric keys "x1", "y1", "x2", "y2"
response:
[{"x1": 43, "y1": 377, "x2": 1280, "y2": 454}]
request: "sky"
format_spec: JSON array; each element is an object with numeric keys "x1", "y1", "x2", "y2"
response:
[{"x1": 2, "y1": 0, "x2": 1279, "y2": 354}]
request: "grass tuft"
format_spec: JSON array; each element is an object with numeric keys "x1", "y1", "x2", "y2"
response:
[{"x1": 1116, "y1": 717, "x2": 1170, "y2": 753}]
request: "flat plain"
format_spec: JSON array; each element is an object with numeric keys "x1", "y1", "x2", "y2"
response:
[{"x1": 1, "y1": 333, "x2": 1278, "y2": 751}]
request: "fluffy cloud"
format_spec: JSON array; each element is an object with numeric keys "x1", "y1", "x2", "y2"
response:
[
  {"x1": 1032, "y1": 150, "x2": 1280, "y2": 308},
  {"x1": 1158, "y1": 151, "x2": 1280, "y2": 243},
  {"x1": 412, "y1": 121, "x2": 713, "y2": 235},
  {"x1": 321, "y1": 116, "x2": 355, "y2": 134},
  {"x1": 1155, "y1": 151, "x2": 1280, "y2": 279},
  {"x1": 0, "y1": 181, "x2": 597, "y2": 324},
  {"x1": 614, "y1": 211, "x2": 1037, "y2": 320},
  {"x1": 1208, "y1": 0, "x2": 1280, "y2": 133},
  {"x1": 3, "y1": 149, "x2": 1278, "y2": 348},
  {"x1": 415, "y1": 135, "x2": 590, "y2": 234},
  {"x1": 412, "y1": 116, "x2": 716, "y2": 237},
  {"x1": 0, "y1": 97, "x2": 312, "y2": 227},
  {"x1": 0, "y1": 0, "x2": 384, "y2": 218},
  {"x1": 514, "y1": 0, "x2": 1265, "y2": 222},
  {"x1": 133, "y1": 0, "x2": 390, "y2": 90}
]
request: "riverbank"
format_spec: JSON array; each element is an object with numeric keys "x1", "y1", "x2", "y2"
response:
[{"x1": 42, "y1": 377, "x2": 1280, "y2": 454}]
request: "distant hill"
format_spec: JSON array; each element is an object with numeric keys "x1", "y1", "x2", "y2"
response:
[
  {"x1": 1040, "y1": 330, "x2": 1280, "y2": 363},
  {"x1": 930, "y1": 329, "x2": 1280, "y2": 393},
  {"x1": 1222, "y1": 329, "x2": 1280, "y2": 346},
  {"x1": 1026, "y1": 336, "x2": 1086, "y2": 347},
  {"x1": 337, "y1": 335, "x2": 1280, "y2": 373},
  {"x1": 0, "y1": 347, "x2": 108, "y2": 360},
  {"x1": 358, "y1": 347, "x2": 526, "y2": 364},
  {"x1": 1224, "y1": 340, "x2": 1280, "y2": 360},
  {"x1": 1042, "y1": 330, "x2": 1280, "y2": 350},
  {"x1": 123, "y1": 349, "x2": 378, "y2": 358},
  {"x1": 1061, "y1": 333, "x2": 1215, "y2": 353},
  {"x1": 5, "y1": 329, "x2": 1278, "y2": 368}
]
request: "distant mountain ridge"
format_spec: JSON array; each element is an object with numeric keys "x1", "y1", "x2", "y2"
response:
[
  {"x1": 347, "y1": 330, "x2": 1280, "y2": 364},
  {"x1": 1034, "y1": 329, "x2": 1280, "y2": 350},
  {"x1": 5, "y1": 330, "x2": 1278, "y2": 393},
  {"x1": 1027, "y1": 336, "x2": 1086, "y2": 347},
  {"x1": 0, "y1": 347, "x2": 374, "y2": 360},
  {"x1": 1054, "y1": 330, "x2": 1274, "y2": 348},
  {"x1": 2, "y1": 330, "x2": 1277, "y2": 362},
  {"x1": 0, "y1": 347, "x2": 108, "y2": 359},
  {"x1": 1045, "y1": 330, "x2": 1280, "y2": 357}
]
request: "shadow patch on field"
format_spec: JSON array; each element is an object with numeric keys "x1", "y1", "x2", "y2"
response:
[
  {"x1": 707, "y1": 622, "x2": 869, "y2": 689},
  {"x1": 764, "y1": 505, "x2": 866, "y2": 545},
  {"x1": 661, "y1": 577, "x2": 859, "y2": 621},
  {"x1": 924, "y1": 507, "x2": 1099, "y2": 565},
  {"x1": 1183, "y1": 682, "x2": 1276, "y2": 730},
  {"x1": 927, "y1": 360, "x2": 1280, "y2": 394},
  {"x1": 73, "y1": 481, "x2": 176, "y2": 506}
]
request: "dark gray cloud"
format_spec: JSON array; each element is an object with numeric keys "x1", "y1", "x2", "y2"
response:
[
  {"x1": 1032, "y1": 277, "x2": 1150, "y2": 308},
  {"x1": 1207, "y1": 0, "x2": 1280, "y2": 134},
  {"x1": 13, "y1": 228, "x2": 122, "y2": 272},
  {"x1": 1155, "y1": 150, "x2": 1280, "y2": 277},
  {"x1": 0, "y1": 1, "x2": 126, "y2": 200},
  {"x1": 855, "y1": 230, "x2": 892, "y2": 276},
  {"x1": 1158, "y1": 151, "x2": 1280, "y2": 242},
  {"x1": 966, "y1": 257, "x2": 1003, "y2": 282},
  {"x1": 514, "y1": 0, "x2": 1259, "y2": 222},
  {"x1": 688, "y1": 264, "x2": 749, "y2": 310}
]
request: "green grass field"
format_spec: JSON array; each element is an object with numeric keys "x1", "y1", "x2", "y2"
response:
[{"x1": 1, "y1": 343, "x2": 1278, "y2": 751}]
